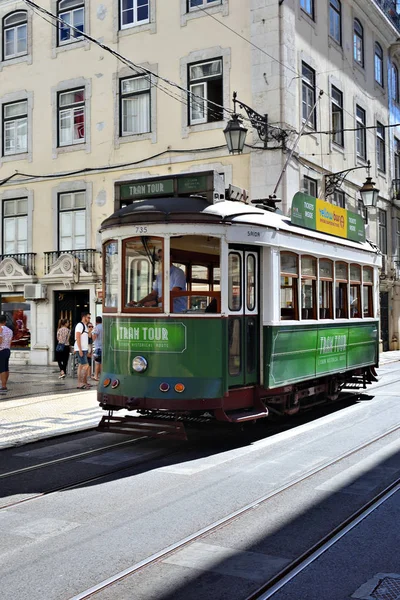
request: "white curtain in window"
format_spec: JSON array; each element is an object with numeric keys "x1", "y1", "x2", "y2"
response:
[
  {"x1": 122, "y1": 94, "x2": 150, "y2": 134},
  {"x1": 190, "y1": 82, "x2": 206, "y2": 123},
  {"x1": 4, "y1": 216, "x2": 27, "y2": 254},
  {"x1": 60, "y1": 210, "x2": 86, "y2": 250}
]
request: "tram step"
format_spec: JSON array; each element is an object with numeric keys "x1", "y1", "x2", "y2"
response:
[
  {"x1": 97, "y1": 415, "x2": 187, "y2": 440},
  {"x1": 214, "y1": 407, "x2": 269, "y2": 423}
]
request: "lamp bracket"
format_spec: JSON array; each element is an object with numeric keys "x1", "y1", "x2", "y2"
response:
[
  {"x1": 325, "y1": 160, "x2": 371, "y2": 198},
  {"x1": 232, "y1": 92, "x2": 289, "y2": 148}
]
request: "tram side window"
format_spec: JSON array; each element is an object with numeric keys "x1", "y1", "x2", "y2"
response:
[
  {"x1": 104, "y1": 240, "x2": 118, "y2": 310},
  {"x1": 247, "y1": 254, "x2": 256, "y2": 311},
  {"x1": 280, "y1": 252, "x2": 298, "y2": 320},
  {"x1": 319, "y1": 259, "x2": 333, "y2": 319},
  {"x1": 229, "y1": 253, "x2": 242, "y2": 311},
  {"x1": 363, "y1": 266, "x2": 373, "y2": 317},
  {"x1": 335, "y1": 262, "x2": 348, "y2": 318},
  {"x1": 301, "y1": 256, "x2": 317, "y2": 320},
  {"x1": 350, "y1": 264, "x2": 362, "y2": 318},
  {"x1": 123, "y1": 237, "x2": 163, "y2": 310}
]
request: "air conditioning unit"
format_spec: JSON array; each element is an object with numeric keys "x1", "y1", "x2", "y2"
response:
[{"x1": 24, "y1": 283, "x2": 47, "y2": 300}]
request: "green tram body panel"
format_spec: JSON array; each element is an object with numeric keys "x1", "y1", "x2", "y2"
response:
[
  {"x1": 264, "y1": 321, "x2": 379, "y2": 388},
  {"x1": 102, "y1": 318, "x2": 378, "y2": 402},
  {"x1": 103, "y1": 317, "x2": 226, "y2": 400}
]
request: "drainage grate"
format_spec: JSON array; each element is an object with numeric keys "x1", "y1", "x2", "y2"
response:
[
  {"x1": 371, "y1": 577, "x2": 400, "y2": 600},
  {"x1": 353, "y1": 574, "x2": 400, "y2": 600}
]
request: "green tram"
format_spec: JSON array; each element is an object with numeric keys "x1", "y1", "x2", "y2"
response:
[{"x1": 97, "y1": 191, "x2": 381, "y2": 432}]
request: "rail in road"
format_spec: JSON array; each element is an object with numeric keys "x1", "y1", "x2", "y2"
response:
[{"x1": 66, "y1": 422, "x2": 400, "y2": 600}]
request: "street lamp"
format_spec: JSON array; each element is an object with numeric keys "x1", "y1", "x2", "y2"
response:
[
  {"x1": 223, "y1": 113, "x2": 248, "y2": 154},
  {"x1": 325, "y1": 159, "x2": 379, "y2": 207},
  {"x1": 224, "y1": 92, "x2": 288, "y2": 154}
]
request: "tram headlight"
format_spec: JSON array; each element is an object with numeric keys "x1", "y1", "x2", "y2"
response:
[{"x1": 132, "y1": 356, "x2": 148, "y2": 373}]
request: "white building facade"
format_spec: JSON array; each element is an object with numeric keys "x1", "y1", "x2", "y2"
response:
[{"x1": 0, "y1": 0, "x2": 399, "y2": 364}]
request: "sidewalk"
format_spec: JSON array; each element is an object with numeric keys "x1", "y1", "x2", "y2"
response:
[
  {"x1": 0, "y1": 351, "x2": 400, "y2": 451},
  {"x1": 0, "y1": 365, "x2": 102, "y2": 450}
]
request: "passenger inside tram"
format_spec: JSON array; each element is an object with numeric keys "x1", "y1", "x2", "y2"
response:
[{"x1": 124, "y1": 235, "x2": 220, "y2": 313}]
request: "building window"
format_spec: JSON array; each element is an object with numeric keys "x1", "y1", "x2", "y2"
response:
[
  {"x1": 376, "y1": 122, "x2": 386, "y2": 172},
  {"x1": 378, "y1": 209, "x2": 387, "y2": 255},
  {"x1": 2, "y1": 100, "x2": 27, "y2": 156},
  {"x1": 393, "y1": 64, "x2": 400, "y2": 103},
  {"x1": 188, "y1": 58, "x2": 223, "y2": 125},
  {"x1": 331, "y1": 86, "x2": 343, "y2": 146},
  {"x1": 188, "y1": 0, "x2": 221, "y2": 9},
  {"x1": 3, "y1": 11, "x2": 27, "y2": 60},
  {"x1": 303, "y1": 176, "x2": 318, "y2": 197},
  {"x1": 3, "y1": 198, "x2": 28, "y2": 254},
  {"x1": 333, "y1": 190, "x2": 345, "y2": 207},
  {"x1": 57, "y1": 89, "x2": 85, "y2": 147},
  {"x1": 356, "y1": 105, "x2": 366, "y2": 160},
  {"x1": 58, "y1": 0, "x2": 84, "y2": 45},
  {"x1": 300, "y1": 0, "x2": 314, "y2": 19},
  {"x1": 353, "y1": 19, "x2": 364, "y2": 67},
  {"x1": 58, "y1": 191, "x2": 86, "y2": 250},
  {"x1": 302, "y1": 62, "x2": 316, "y2": 129},
  {"x1": 120, "y1": 76, "x2": 151, "y2": 136},
  {"x1": 120, "y1": 0, "x2": 149, "y2": 29},
  {"x1": 329, "y1": 0, "x2": 341, "y2": 44},
  {"x1": 375, "y1": 42, "x2": 384, "y2": 87},
  {"x1": 395, "y1": 138, "x2": 400, "y2": 183}
]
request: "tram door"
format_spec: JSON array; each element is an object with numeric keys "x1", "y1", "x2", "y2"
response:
[{"x1": 227, "y1": 248, "x2": 259, "y2": 388}]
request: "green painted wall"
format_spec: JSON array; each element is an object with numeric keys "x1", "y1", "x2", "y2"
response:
[{"x1": 264, "y1": 322, "x2": 378, "y2": 388}]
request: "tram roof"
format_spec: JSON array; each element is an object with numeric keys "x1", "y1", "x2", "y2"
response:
[{"x1": 101, "y1": 196, "x2": 379, "y2": 254}]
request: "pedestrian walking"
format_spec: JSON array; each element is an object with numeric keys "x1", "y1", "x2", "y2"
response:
[
  {"x1": 74, "y1": 311, "x2": 91, "y2": 389},
  {"x1": 55, "y1": 319, "x2": 71, "y2": 378},
  {"x1": 0, "y1": 314, "x2": 14, "y2": 394},
  {"x1": 92, "y1": 316, "x2": 103, "y2": 381}
]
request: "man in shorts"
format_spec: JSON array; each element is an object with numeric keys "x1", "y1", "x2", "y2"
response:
[
  {"x1": 0, "y1": 314, "x2": 13, "y2": 394},
  {"x1": 74, "y1": 311, "x2": 91, "y2": 389}
]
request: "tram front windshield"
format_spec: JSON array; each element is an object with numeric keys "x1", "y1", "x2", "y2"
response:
[{"x1": 121, "y1": 235, "x2": 220, "y2": 314}]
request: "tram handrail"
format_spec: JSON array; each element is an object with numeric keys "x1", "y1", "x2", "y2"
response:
[{"x1": 170, "y1": 290, "x2": 221, "y2": 312}]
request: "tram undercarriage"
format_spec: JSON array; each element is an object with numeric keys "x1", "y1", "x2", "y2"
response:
[{"x1": 97, "y1": 366, "x2": 378, "y2": 437}]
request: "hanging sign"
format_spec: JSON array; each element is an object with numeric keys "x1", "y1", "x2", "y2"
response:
[{"x1": 291, "y1": 192, "x2": 365, "y2": 243}]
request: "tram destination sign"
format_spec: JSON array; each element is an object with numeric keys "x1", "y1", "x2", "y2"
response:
[
  {"x1": 291, "y1": 192, "x2": 365, "y2": 243},
  {"x1": 119, "y1": 173, "x2": 213, "y2": 202},
  {"x1": 110, "y1": 320, "x2": 187, "y2": 353}
]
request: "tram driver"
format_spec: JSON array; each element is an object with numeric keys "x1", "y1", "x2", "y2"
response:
[{"x1": 129, "y1": 249, "x2": 187, "y2": 313}]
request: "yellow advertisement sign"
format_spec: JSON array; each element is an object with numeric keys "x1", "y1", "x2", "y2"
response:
[{"x1": 316, "y1": 199, "x2": 347, "y2": 238}]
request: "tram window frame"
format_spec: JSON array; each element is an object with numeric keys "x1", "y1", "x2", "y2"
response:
[
  {"x1": 319, "y1": 259, "x2": 333, "y2": 319},
  {"x1": 103, "y1": 239, "x2": 119, "y2": 312},
  {"x1": 246, "y1": 253, "x2": 256, "y2": 312},
  {"x1": 122, "y1": 236, "x2": 164, "y2": 313},
  {"x1": 301, "y1": 255, "x2": 317, "y2": 320},
  {"x1": 335, "y1": 261, "x2": 348, "y2": 318},
  {"x1": 350, "y1": 263, "x2": 362, "y2": 318},
  {"x1": 228, "y1": 252, "x2": 242, "y2": 311},
  {"x1": 362, "y1": 266, "x2": 373, "y2": 317},
  {"x1": 280, "y1": 252, "x2": 299, "y2": 321}
]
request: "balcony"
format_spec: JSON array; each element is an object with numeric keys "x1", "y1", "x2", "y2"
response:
[
  {"x1": 43, "y1": 249, "x2": 100, "y2": 287},
  {"x1": 0, "y1": 253, "x2": 37, "y2": 290},
  {"x1": 373, "y1": 0, "x2": 400, "y2": 31}
]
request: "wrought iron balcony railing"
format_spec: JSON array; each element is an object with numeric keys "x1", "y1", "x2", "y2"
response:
[
  {"x1": 44, "y1": 249, "x2": 98, "y2": 275},
  {"x1": 373, "y1": 0, "x2": 400, "y2": 31},
  {"x1": 0, "y1": 252, "x2": 36, "y2": 275}
]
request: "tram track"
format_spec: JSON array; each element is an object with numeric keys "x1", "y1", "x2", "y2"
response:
[
  {"x1": 247, "y1": 477, "x2": 400, "y2": 600},
  {"x1": 66, "y1": 422, "x2": 400, "y2": 600}
]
